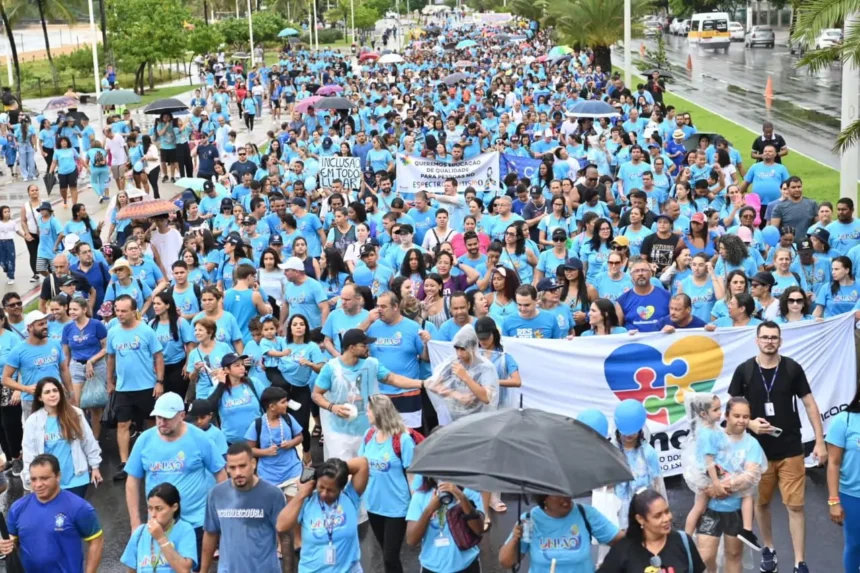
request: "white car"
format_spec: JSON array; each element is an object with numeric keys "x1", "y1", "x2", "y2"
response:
[
  {"x1": 815, "y1": 28, "x2": 843, "y2": 49},
  {"x1": 729, "y1": 21, "x2": 745, "y2": 41},
  {"x1": 644, "y1": 22, "x2": 662, "y2": 36}
]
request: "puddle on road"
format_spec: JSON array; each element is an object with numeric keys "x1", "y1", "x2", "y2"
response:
[{"x1": 725, "y1": 84, "x2": 842, "y2": 129}]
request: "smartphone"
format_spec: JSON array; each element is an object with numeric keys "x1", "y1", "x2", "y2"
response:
[
  {"x1": 770, "y1": 426, "x2": 783, "y2": 437},
  {"x1": 300, "y1": 466, "x2": 316, "y2": 483}
]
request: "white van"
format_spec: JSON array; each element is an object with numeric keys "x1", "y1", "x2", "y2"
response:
[{"x1": 688, "y1": 12, "x2": 731, "y2": 52}]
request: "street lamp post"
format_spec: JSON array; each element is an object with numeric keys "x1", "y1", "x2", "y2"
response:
[
  {"x1": 247, "y1": 0, "x2": 255, "y2": 66},
  {"x1": 841, "y1": 12, "x2": 859, "y2": 202},
  {"x1": 87, "y1": 0, "x2": 103, "y2": 128},
  {"x1": 623, "y1": 0, "x2": 631, "y2": 88},
  {"x1": 350, "y1": 0, "x2": 355, "y2": 45}
]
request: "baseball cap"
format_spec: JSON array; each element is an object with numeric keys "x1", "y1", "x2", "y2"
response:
[
  {"x1": 323, "y1": 136, "x2": 333, "y2": 147},
  {"x1": 221, "y1": 353, "x2": 249, "y2": 368},
  {"x1": 737, "y1": 226, "x2": 753, "y2": 243},
  {"x1": 551, "y1": 228, "x2": 567, "y2": 241},
  {"x1": 60, "y1": 277, "x2": 77, "y2": 287},
  {"x1": 63, "y1": 233, "x2": 81, "y2": 252},
  {"x1": 203, "y1": 180, "x2": 215, "y2": 193},
  {"x1": 543, "y1": 128, "x2": 553, "y2": 138},
  {"x1": 220, "y1": 198, "x2": 233, "y2": 210},
  {"x1": 690, "y1": 212, "x2": 706, "y2": 224},
  {"x1": 341, "y1": 329, "x2": 376, "y2": 350},
  {"x1": 290, "y1": 197, "x2": 307, "y2": 208},
  {"x1": 811, "y1": 227, "x2": 830, "y2": 243},
  {"x1": 751, "y1": 272, "x2": 775, "y2": 287},
  {"x1": 151, "y1": 392, "x2": 186, "y2": 418},
  {"x1": 223, "y1": 234, "x2": 243, "y2": 246},
  {"x1": 359, "y1": 244, "x2": 376, "y2": 258},
  {"x1": 655, "y1": 214, "x2": 672, "y2": 224},
  {"x1": 536, "y1": 277, "x2": 562, "y2": 292},
  {"x1": 474, "y1": 316, "x2": 497, "y2": 340},
  {"x1": 797, "y1": 238, "x2": 813, "y2": 252},
  {"x1": 243, "y1": 216, "x2": 257, "y2": 226},
  {"x1": 510, "y1": 135, "x2": 520, "y2": 143},
  {"x1": 278, "y1": 256, "x2": 305, "y2": 271},
  {"x1": 268, "y1": 234, "x2": 284, "y2": 246},
  {"x1": 611, "y1": 235, "x2": 630, "y2": 247},
  {"x1": 24, "y1": 310, "x2": 49, "y2": 326},
  {"x1": 529, "y1": 186, "x2": 543, "y2": 196},
  {"x1": 186, "y1": 399, "x2": 213, "y2": 418},
  {"x1": 563, "y1": 257, "x2": 583, "y2": 270},
  {"x1": 37, "y1": 201, "x2": 53, "y2": 212}
]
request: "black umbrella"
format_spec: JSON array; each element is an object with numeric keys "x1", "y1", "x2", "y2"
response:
[
  {"x1": 233, "y1": 52, "x2": 251, "y2": 59},
  {"x1": 0, "y1": 512, "x2": 24, "y2": 573},
  {"x1": 289, "y1": 69, "x2": 301, "y2": 77},
  {"x1": 441, "y1": 72, "x2": 469, "y2": 85},
  {"x1": 443, "y1": 42, "x2": 457, "y2": 51},
  {"x1": 314, "y1": 96, "x2": 351, "y2": 110},
  {"x1": 682, "y1": 132, "x2": 726, "y2": 153},
  {"x1": 64, "y1": 110, "x2": 89, "y2": 128},
  {"x1": 143, "y1": 98, "x2": 189, "y2": 115},
  {"x1": 409, "y1": 407, "x2": 632, "y2": 497},
  {"x1": 497, "y1": 33, "x2": 511, "y2": 42},
  {"x1": 288, "y1": 37, "x2": 302, "y2": 44}
]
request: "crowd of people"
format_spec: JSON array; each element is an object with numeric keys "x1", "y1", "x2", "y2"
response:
[{"x1": 0, "y1": 11, "x2": 855, "y2": 573}]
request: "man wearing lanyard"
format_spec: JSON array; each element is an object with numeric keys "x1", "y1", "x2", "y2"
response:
[{"x1": 728, "y1": 321, "x2": 827, "y2": 573}]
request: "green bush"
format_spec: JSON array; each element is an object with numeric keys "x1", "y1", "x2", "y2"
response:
[
  {"x1": 56, "y1": 45, "x2": 106, "y2": 75},
  {"x1": 300, "y1": 28, "x2": 344, "y2": 44}
]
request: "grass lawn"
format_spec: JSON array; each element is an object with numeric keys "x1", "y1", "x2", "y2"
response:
[
  {"x1": 618, "y1": 68, "x2": 857, "y2": 204},
  {"x1": 132, "y1": 84, "x2": 197, "y2": 108}
]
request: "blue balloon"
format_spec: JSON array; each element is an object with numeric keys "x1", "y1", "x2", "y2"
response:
[
  {"x1": 353, "y1": 266, "x2": 373, "y2": 287},
  {"x1": 577, "y1": 409, "x2": 609, "y2": 438},
  {"x1": 762, "y1": 225, "x2": 781, "y2": 248},
  {"x1": 614, "y1": 399, "x2": 647, "y2": 436}
]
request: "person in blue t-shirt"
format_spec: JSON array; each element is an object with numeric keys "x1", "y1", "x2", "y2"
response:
[
  {"x1": 245, "y1": 386, "x2": 303, "y2": 491},
  {"x1": 825, "y1": 198, "x2": 860, "y2": 256},
  {"x1": 2, "y1": 454, "x2": 104, "y2": 571},
  {"x1": 283, "y1": 256, "x2": 330, "y2": 329},
  {"x1": 278, "y1": 457, "x2": 370, "y2": 573},
  {"x1": 825, "y1": 395, "x2": 860, "y2": 573},
  {"x1": 501, "y1": 285, "x2": 566, "y2": 339},
  {"x1": 814, "y1": 256, "x2": 860, "y2": 318},
  {"x1": 616, "y1": 259, "x2": 671, "y2": 332},
  {"x1": 740, "y1": 144, "x2": 789, "y2": 205},
  {"x1": 204, "y1": 353, "x2": 266, "y2": 444}
]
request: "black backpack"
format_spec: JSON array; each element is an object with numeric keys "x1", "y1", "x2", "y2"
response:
[{"x1": 167, "y1": 283, "x2": 203, "y2": 310}]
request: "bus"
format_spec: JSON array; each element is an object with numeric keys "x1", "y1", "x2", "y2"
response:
[{"x1": 688, "y1": 12, "x2": 731, "y2": 52}]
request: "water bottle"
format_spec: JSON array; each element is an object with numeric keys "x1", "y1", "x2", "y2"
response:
[{"x1": 521, "y1": 514, "x2": 532, "y2": 543}]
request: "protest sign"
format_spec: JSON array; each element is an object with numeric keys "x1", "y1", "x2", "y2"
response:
[{"x1": 320, "y1": 156, "x2": 362, "y2": 190}]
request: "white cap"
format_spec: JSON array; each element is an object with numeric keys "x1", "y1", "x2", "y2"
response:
[
  {"x1": 63, "y1": 233, "x2": 80, "y2": 252},
  {"x1": 25, "y1": 310, "x2": 50, "y2": 327},
  {"x1": 278, "y1": 257, "x2": 305, "y2": 272},
  {"x1": 543, "y1": 128, "x2": 553, "y2": 138}
]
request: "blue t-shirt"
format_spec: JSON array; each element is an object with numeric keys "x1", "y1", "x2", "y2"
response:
[
  {"x1": 245, "y1": 414, "x2": 303, "y2": 485},
  {"x1": 359, "y1": 432, "x2": 415, "y2": 518},
  {"x1": 192, "y1": 311, "x2": 243, "y2": 350},
  {"x1": 743, "y1": 162, "x2": 790, "y2": 204},
  {"x1": 826, "y1": 411, "x2": 860, "y2": 498},
  {"x1": 151, "y1": 318, "x2": 195, "y2": 366},
  {"x1": 708, "y1": 432, "x2": 767, "y2": 512},
  {"x1": 322, "y1": 309, "x2": 370, "y2": 354},
  {"x1": 44, "y1": 415, "x2": 91, "y2": 490},
  {"x1": 679, "y1": 276, "x2": 718, "y2": 322},
  {"x1": 37, "y1": 216, "x2": 63, "y2": 260},
  {"x1": 129, "y1": 259, "x2": 164, "y2": 290},
  {"x1": 8, "y1": 489, "x2": 102, "y2": 573},
  {"x1": 617, "y1": 287, "x2": 671, "y2": 332},
  {"x1": 216, "y1": 380, "x2": 265, "y2": 443},
  {"x1": 285, "y1": 278, "x2": 329, "y2": 329},
  {"x1": 278, "y1": 342, "x2": 325, "y2": 387},
  {"x1": 223, "y1": 288, "x2": 259, "y2": 343},
  {"x1": 53, "y1": 147, "x2": 79, "y2": 175},
  {"x1": 106, "y1": 323, "x2": 163, "y2": 392},
  {"x1": 406, "y1": 484, "x2": 485, "y2": 572},
  {"x1": 121, "y1": 519, "x2": 198, "y2": 573},
  {"x1": 815, "y1": 283, "x2": 860, "y2": 317},
  {"x1": 184, "y1": 342, "x2": 235, "y2": 399},
  {"x1": 593, "y1": 272, "x2": 633, "y2": 303},
  {"x1": 512, "y1": 504, "x2": 619, "y2": 573},
  {"x1": 61, "y1": 319, "x2": 107, "y2": 362},
  {"x1": 295, "y1": 214, "x2": 324, "y2": 257},
  {"x1": 125, "y1": 425, "x2": 226, "y2": 528},
  {"x1": 368, "y1": 317, "x2": 425, "y2": 393},
  {"x1": 298, "y1": 483, "x2": 363, "y2": 573},
  {"x1": 7, "y1": 340, "x2": 65, "y2": 402},
  {"x1": 826, "y1": 219, "x2": 860, "y2": 255},
  {"x1": 502, "y1": 310, "x2": 565, "y2": 339}
]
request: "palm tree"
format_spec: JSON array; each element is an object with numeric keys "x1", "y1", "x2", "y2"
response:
[
  {"x1": 0, "y1": 1, "x2": 21, "y2": 102},
  {"x1": 794, "y1": 1, "x2": 859, "y2": 152},
  {"x1": 548, "y1": 0, "x2": 646, "y2": 72},
  {"x1": 509, "y1": 0, "x2": 549, "y2": 23}
]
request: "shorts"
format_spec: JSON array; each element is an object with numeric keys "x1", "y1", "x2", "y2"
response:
[
  {"x1": 70, "y1": 359, "x2": 107, "y2": 386},
  {"x1": 278, "y1": 477, "x2": 299, "y2": 498},
  {"x1": 271, "y1": 99, "x2": 281, "y2": 109},
  {"x1": 160, "y1": 148, "x2": 177, "y2": 163},
  {"x1": 696, "y1": 508, "x2": 743, "y2": 538},
  {"x1": 114, "y1": 388, "x2": 156, "y2": 423},
  {"x1": 757, "y1": 454, "x2": 806, "y2": 508},
  {"x1": 285, "y1": 95, "x2": 296, "y2": 103},
  {"x1": 110, "y1": 164, "x2": 126, "y2": 181},
  {"x1": 36, "y1": 257, "x2": 54, "y2": 273},
  {"x1": 58, "y1": 171, "x2": 78, "y2": 188}
]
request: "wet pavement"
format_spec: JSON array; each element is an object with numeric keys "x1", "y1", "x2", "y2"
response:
[
  {"x1": 0, "y1": 430, "x2": 844, "y2": 572},
  {"x1": 623, "y1": 32, "x2": 860, "y2": 171}
]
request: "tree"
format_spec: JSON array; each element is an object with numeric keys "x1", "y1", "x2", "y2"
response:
[
  {"x1": 0, "y1": 1, "x2": 21, "y2": 102},
  {"x1": 548, "y1": 0, "x2": 647, "y2": 72},
  {"x1": 9, "y1": 0, "x2": 78, "y2": 91},
  {"x1": 251, "y1": 11, "x2": 286, "y2": 42},
  {"x1": 354, "y1": 4, "x2": 379, "y2": 29},
  {"x1": 107, "y1": 0, "x2": 189, "y2": 93},
  {"x1": 794, "y1": 0, "x2": 859, "y2": 152},
  {"x1": 215, "y1": 17, "x2": 250, "y2": 47},
  {"x1": 509, "y1": 0, "x2": 549, "y2": 23},
  {"x1": 186, "y1": 18, "x2": 224, "y2": 56}
]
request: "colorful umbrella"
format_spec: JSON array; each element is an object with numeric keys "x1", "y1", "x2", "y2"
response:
[
  {"x1": 117, "y1": 200, "x2": 180, "y2": 220},
  {"x1": 455, "y1": 39, "x2": 477, "y2": 49},
  {"x1": 548, "y1": 45, "x2": 573, "y2": 58},
  {"x1": 295, "y1": 95, "x2": 324, "y2": 113},
  {"x1": 316, "y1": 85, "x2": 344, "y2": 96},
  {"x1": 536, "y1": 55, "x2": 548, "y2": 63},
  {"x1": 278, "y1": 27, "x2": 300, "y2": 37},
  {"x1": 43, "y1": 96, "x2": 79, "y2": 111},
  {"x1": 359, "y1": 52, "x2": 380, "y2": 61}
]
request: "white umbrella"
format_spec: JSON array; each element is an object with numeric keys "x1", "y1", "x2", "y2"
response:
[{"x1": 378, "y1": 53, "x2": 405, "y2": 64}]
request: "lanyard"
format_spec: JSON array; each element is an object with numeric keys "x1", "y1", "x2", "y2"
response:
[
  {"x1": 758, "y1": 358, "x2": 779, "y2": 402},
  {"x1": 318, "y1": 496, "x2": 340, "y2": 544},
  {"x1": 148, "y1": 522, "x2": 174, "y2": 573}
]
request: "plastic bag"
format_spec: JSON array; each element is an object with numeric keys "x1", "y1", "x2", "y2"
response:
[
  {"x1": 100, "y1": 392, "x2": 118, "y2": 430},
  {"x1": 80, "y1": 364, "x2": 108, "y2": 409},
  {"x1": 424, "y1": 325, "x2": 499, "y2": 426},
  {"x1": 319, "y1": 357, "x2": 381, "y2": 461}
]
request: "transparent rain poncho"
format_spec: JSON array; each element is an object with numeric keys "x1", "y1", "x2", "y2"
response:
[
  {"x1": 682, "y1": 392, "x2": 724, "y2": 493},
  {"x1": 318, "y1": 357, "x2": 382, "y2": 461},
  {"x1": 424, "y1": 325, "x2": 499, "y2": 426}
]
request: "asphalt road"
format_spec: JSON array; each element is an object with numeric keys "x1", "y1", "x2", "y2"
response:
[
  {"x1": 628, "y1": 32, "x2": 858, "y2": 171},
  {"x1": 0, "y1": 431, "x2": 844, "y2": 572}
]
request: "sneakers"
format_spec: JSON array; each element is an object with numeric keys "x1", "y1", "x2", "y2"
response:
[
  {"x1": 6, "y1": 279, "x2": 13, "y2": 285},
  {"x1": 739, "y1": 529, "x2": 762, "y2": 551},
  {"x1": 9, "y1": 458, "x2": 23, "y2": 477},
  {"x1": 761, "y1": 547, "x2": 778, "y2": 573},
  {"x1": 113, "y1": 463, "x2": 128, "y2": 481},
  {"x1": 794, "y1": 563, "x2": 809, "y2": 573},
  {"x1": 29, "y1": 275, "x2": 39, "y2": 282}
]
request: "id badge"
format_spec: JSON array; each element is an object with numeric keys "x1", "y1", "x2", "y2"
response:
[
  {"x1": 325, "y1": 544, "x2": 336, "y2": 565},
  {"x1": 765, "y1": 402, "x2": 775, "y2": 416},
  {"x1": 434, "y1": 536, "x2": 451, "y2": 548}
]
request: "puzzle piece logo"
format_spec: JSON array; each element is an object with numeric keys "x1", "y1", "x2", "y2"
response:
[{"x1": 604, "y1": 336, "x2": 723, "y2": 425}]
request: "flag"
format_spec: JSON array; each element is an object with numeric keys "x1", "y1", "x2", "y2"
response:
[{"x1": 499, "y1": 153, "x2": 543, "y2": 181}]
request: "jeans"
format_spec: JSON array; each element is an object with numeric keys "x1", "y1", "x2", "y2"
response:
[
  {"x1": 0, "y1": 239, "x2": 15, "y2": 279},
  {"x1": 842, "y1": 492, "x2": 860, "y2": 573},
  {"x1": 254, "y1": 95, "x2": 263, "y2": 114},
  {"x1": 90, "y1": 166, "x2": 111, "y2": 198},
  {"x1": 367, "y1": 512, "x2": 407, "y2": 573},
  {"x1": 19, "y1": 143, "x2": 35, "y2": 179}
]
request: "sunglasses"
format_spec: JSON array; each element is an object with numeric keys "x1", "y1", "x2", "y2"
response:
[
  {"x1": 612, "y1": 246, "x2": 626, "y2": 251},
  {"x1": 4, "y1": 301, "x2": 22, "y2": 308},
  {"x1": 787, "y1": 298, "x2": 805, "y2": 304}
]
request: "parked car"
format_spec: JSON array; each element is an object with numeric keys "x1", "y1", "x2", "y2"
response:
[
  {"x1": 815, "y1": 28, "x2": 843, "y2": 49},
  {"x1": 644, "y1": 21, "x2": 662, "y2": 36},
  {"x1": 745, "y1": 25, "x2": 775, "y2": 48},
  {"x1": 729, "y1": 21, "x2": 745, "y2": 41}
]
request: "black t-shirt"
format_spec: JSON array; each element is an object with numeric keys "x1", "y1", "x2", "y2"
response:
[
  {"x1": 40, "y1": 271, "x2": 92, "y2": 302},
  {"x1": 751, "y1": 134, "x2": 787, "y2": 163},
  {"x1": 728, "y1": 356, "x2": 811, "y2": 461},
  {"x1": 619, "y1": 210, "x2": 656, "y2": 229},
  {"x1": 522, "y1": 201, "x2": 549, "y2": 243},
  {"x1": 639, "y1": 233, "x2": 681, "y2": 273},
  {"x1": 599, "y1": 532, "x2": 707, "y2": 573}
]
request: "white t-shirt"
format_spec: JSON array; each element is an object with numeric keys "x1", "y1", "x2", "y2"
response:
[
  {"x1": 105, "y1": 133, "x2": 128, "y2": 166},
  {"x1": 0, "y1": 219, "x2": 17, "y2": 240},
  {"x1": 150, "y1": 228, "x2": 183, "y2": 280},
  {"x1": 258, "y1": 269, "x2": 288, "y2": 304}
]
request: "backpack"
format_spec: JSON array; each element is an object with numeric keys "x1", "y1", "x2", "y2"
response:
[
  {"x1": 98, "y1": 278, "x2": 145, "y2": 318},
  {"x1": 363, "y1": 427, "x2": 425, "y2": 469},
  {"x1": 83, "y1": 217, "x2": 103, "y2": 250},
  {"x1": 93, "y1": 149, "x2": 106, "y2": 167},
  {"x1": 167, "y1": 283, "x2": 203, "y2": 310},
  {"x1": 736, "y1": 356, "x2": 800, "y2": 414},
  {"x1": 254, "y1": 413, "x2": 294, "y2": 441}
]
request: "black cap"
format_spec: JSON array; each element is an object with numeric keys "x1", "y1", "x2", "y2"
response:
[
  {"x1": 60, "y1": 277, "x2": 77, "y2": 287},
  {"x1": 751, "y1": 272, "x2": 775, "y2": 287},
  {"x1": 186, "y1": 399, "x2": 213, "y2": 417},
  {"x1": 290, "y1": 197, "x2": 307, "y2": 208},
  {"x1": 474, "y1": 316, "x2": 497, "y2": 339},
  {"x1": 243, "y1": 216, "x2": 257, "y2": 226},
  {"x1": 37, "y1": 201, "x2": 53, "y2": 212},
  {"x1": 359, "y1": 244, "x2": 375, "y2": 257},
  {"x1": 268, "y1": 234, "x2": 284, "y2": 246},
  {"x1": 563, "y1": 257, "x2": 583, "y2": 270},
  {"x1": 551, "y1": 228, "x2": 567, "y2": 241},
  {"x1": 537, "y1": 277, "x2": 562, "y2": 292},
  {"x1": 655, "y1": 214, "x2": 672, "y2": 223},
  {"x1": 220, "y1": 353, "x2": 248, "y2": 368},
  {"x1": 810, "y1": 227, "x2": 830, "y2": 243},
  {"x1": 224, "y1": 233, "x2": 243, "y2": 246},
  {"x1": 203, "y1": 180, "x2": 215, "y2": 193},
  {"x1": 220, "y1": 198, "x2": 233, "y2": 209},
  {"x1": 797, "y1": 238, "x2": 813, "y2": 252},
  {"x1": 341, "y1": 328, "x2": 376, "y2": 350},
  {"x1": 529, "y1": 186, "x2": 542, "y2": 196}
]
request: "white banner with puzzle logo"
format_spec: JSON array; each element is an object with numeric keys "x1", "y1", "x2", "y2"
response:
[{"x1": 429, "y1": 313, "x2": 856, "y2": 477}]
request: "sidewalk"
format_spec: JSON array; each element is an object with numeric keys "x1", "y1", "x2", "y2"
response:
[{"x1": 0, "y1": 76, "x2": 276, "y2": 303}]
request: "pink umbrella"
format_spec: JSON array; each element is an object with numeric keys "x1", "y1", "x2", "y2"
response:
[
  {"x1": 295, "y1": 95, "x2": 323, "y2": 113},
  {"x1": 536, "y1": 55, "x2": 548, "y2": 63},
  {"x1": 317, "y1": 85, "x2": 343, "y2": 96}
]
